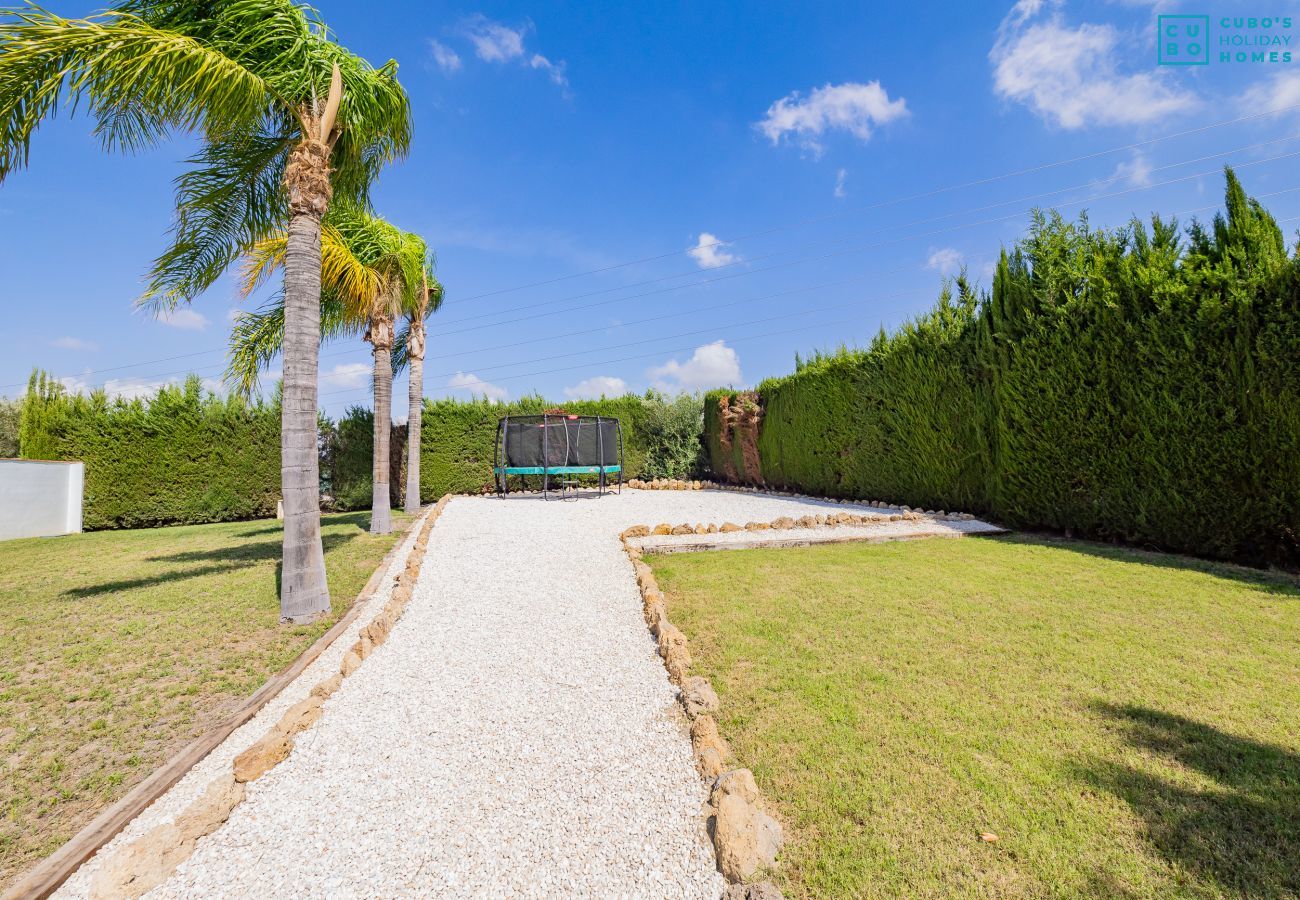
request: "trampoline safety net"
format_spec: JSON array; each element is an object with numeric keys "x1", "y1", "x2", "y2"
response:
[{"x1": 494, "y1": 414, "x2": 623, "y2": 498}]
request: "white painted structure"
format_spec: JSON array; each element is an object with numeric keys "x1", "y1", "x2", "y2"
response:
[{"x1": 0, "y1": 459, "x2": 84, "y2": 541}]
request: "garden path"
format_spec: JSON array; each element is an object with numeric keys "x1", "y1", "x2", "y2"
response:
[{"x1": 61, "y1": 489, "x2": 996, "y2": 898}]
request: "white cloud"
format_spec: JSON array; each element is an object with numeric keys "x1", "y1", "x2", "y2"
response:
[
  {"x1": 463, "y1": 16, "x2": 525, "y2": 61},
  {"x1": 1097, "y1": 151, "x2": 1153, "y2": 188},
  {"x1": 321, "y1": 362, "x2": 370, "y2": 389},
  {"x1": 834, "y1": 168, "x2": 848, "y2": 199},
  {"x1": 50, "y1": 336, "x2": 97, "y2": 351},
  {"x1": 757, "y1": 81, "x2": 908, "y2": 154},
  {"x1": 529, "y1": 53, "x2": 568, "y2": 88},
  {"x1": 1238, "y1": 71, "x2": 1300, "y2": 117},
  {"x1": 649, "y1": 341, "x2": 742, "y2": 392},
  {"x1": 159, "y1": 307, "x2": 210, "y2": 330},
  {"x1": 687, "y1": 232, "x2": 740, "y2": 269},
  {"x1": 429, "y1": 39, "x2": 462, "y2": 72},
  {"x1": 456, "y1": 16, "x2": 569, "y2": 92},
  {"x1": 926, "y1": 247, "x2": 964, "y2": 275},
  {"x1": 58, "y1": 375, "x2": 223, "y2": 401},
  {"x1": 448, "y1": 371, "x2": 507, "y2": 401},
  {"x1": 991, "y1": 2, "x2": 1197, "y2": 129},
  {"x1": 564, "y1": 376, "x2": 628, "y2": 399}
]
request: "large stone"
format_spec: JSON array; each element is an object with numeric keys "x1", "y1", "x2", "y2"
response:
[
  {"x1": 621, "y1": 524, "x2": 651, "y2": 539},
  {"x1": 719, "y1": 522, "x2": 743, "y2": 533},
  {"x1": 697, "y1": 744, "x2": 726, "y2": 778},
  {"x1": 657, "y1": 622, "x2": 688, "y2": 659},
  {"x1": 90, "y1": 775, "x2": 245, "y2": 899},
  {"x1": 277, "y1": 695, "x2": 323, "y2": 736},
  {"x1": 232, "y1": 730, "x2": 292, "y2": 783},
  {"x1": 711, "y1": 769, "x2": 783, "y2": 882},
  {"x1": 770, "y1": 516, "x2": 795, "y2": 530},
  {"x1": 311, "y1": 672, "x2": 343, "y2": 700},
  {"x1": 644, "y1": 599, "x2": 667, "y2": 636},
  {"x1": 690, "y1": 715, "x2": 728, "y2": 761},
  {"x1": 652, "y1": 523, "x2": 674, "y2": 535},
  {"x1": 339, "y1": 649, "x2": 362, "y2": 677},
  {"x1": 664, "y1": 645, "x2": 691, "y2": 684},
  {"x1": 670, "y1": 524, "x2": 694, "y2": 536},
  {"x1": 743, "y1": 522, "x2": 770, "y2": 532},
  {"x1": 681, "y1": 676, "x2": 720, "y2": 718}
]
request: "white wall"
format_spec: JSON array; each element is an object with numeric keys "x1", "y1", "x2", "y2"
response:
[{"x1": 0, "y1": 460, "x2": 84, "y2": 541}]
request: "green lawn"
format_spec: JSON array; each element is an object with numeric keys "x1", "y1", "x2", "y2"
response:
[
  {"x1": 0, "y1": 510, "x2": 411, "y2": 888},
  {"x1": 649, "y1": 534, "x2": 1300, "y2": 899}
]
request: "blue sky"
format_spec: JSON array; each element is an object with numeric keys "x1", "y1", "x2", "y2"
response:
[{"x1": 4, "y1": 0, "x2": 1300, "y2": 417}]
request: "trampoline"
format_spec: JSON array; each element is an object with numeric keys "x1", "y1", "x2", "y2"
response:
[{"x1": 494, "y1": 413, "x2": 623, "y2": 500}]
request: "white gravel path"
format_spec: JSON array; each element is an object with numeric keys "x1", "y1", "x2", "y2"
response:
[{"x1": 57, "y1": 489, "x2": 1001, "y2": 899}]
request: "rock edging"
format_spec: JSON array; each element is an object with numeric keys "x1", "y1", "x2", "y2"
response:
[
  {"x1": 620, "y1": 527, "x2": 784, "y2": 897},
  {"x1": 87, "y1": 497, "x2": 452, "y2": 899}
]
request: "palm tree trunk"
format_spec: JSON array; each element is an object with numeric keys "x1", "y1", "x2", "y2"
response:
[
  {"x1": 369, "y1": 315, "x2": 394, "y2": 534},
  {"x1": 278, "y1": 123, "x2": 334, "y2": 624},
  {"x1": 278, "y1": 209, "x2": 331, "y2": 622},
  {"x1": 403, "y1": 315, "x2": 425, "y2": 513}
]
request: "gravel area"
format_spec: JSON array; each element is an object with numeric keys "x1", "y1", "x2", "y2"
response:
[
  {"x1": 54, "y1": 510, "x2": 429, "y2": 900},
  {"x1": 57, "y1": 489, "x2": 1000, "y2": 899}
]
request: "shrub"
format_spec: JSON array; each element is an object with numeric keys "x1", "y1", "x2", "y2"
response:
[
  {"x1": 321, "y1": 406, "x2": 406, "y2": 510},
  {"x1": 19, "y1": 373, "x2": 280, "y2": 529},
  {"x1": 0, "y1": 396, "x2": 20, "y2": 458},
  {"x1": 637, "y1": 391, "x2": 705, "y2": 480}
]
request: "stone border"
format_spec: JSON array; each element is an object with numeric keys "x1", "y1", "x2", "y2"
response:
[
  {"x1": 632, "y1": 507, "x2": 978, "y2": 540},
  {"x1": 77, "y1": 496, "x2": 452, "y2": 900},
  {"x1": 627, "y1": 478, "x2": 984, "y2": 524},
  {"x1": 619, "y1": 528, "x2": 785, "y2": 899}
]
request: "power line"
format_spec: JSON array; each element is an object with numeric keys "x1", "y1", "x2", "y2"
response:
[
  {"x1": 428, "y1": 153, "x2": 1300, "y2": 338},
  {"x1": 12, "y1": 140, "x2": 1300, "y2": 395},
  {"x1": 318, "y1": 206, "x2": 1300, "y2": 402},
  {"x1": 431, "y1": 134, "x2": 1300, "y2": 330},
  {"x1": 24, "y1": 176, "x2": 1300, "y2": 399},
  {"x1": 319, "y1": 314, "x2": 870, "y2": 400},
  {"x1": 440, "y1": 103, "x2": 1300, "y2": 305}
]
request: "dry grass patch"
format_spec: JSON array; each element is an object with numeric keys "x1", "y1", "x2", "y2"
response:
[
  {"x1": 650, "y1": 535, "x2": 1300, "y2": 898},
  {"x1": 0, "y1": 510, "x2": 411, "y2": 889}
]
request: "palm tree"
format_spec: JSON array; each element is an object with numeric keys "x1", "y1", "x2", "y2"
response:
[
  {"x1": 231, "y1": 205, "x2": 431, "y2": 533},
  {"x1": 0, "y1": 2, "x2": 411, "y2": 622},
  {"x1": 395, "y1": 259, "x2": 445, "y2": 513}
]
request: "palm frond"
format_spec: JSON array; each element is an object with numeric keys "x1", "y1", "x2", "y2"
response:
[
  {"x1": 0, "y1": 6, "x2": 274, "y2": 179},
  {"x1": 141, "y1": 124, "x2": 292, "y2": 310},
  {"x1": 226, "y1": 289, "x2": 364, "y2": 396}
]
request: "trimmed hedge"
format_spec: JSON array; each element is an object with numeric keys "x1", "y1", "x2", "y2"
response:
[
  {"x1": 321, "y1": 406, "x2": 406, "y2": 511},
  {"x1": 19, "y1": 373, "x2": 707, "y2": 527},
  {"x1": 20, "y1": 374, "x2": 281, "y2": 529},
  {"x1": 706, "y1": 170, "x2": 1300, "y2": 566}
]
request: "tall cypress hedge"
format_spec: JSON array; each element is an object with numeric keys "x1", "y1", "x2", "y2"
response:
[
  {"x1": 706, "y1": 170, "x2": 1300, "y2": 566},
  {"x1": 20, "y1": 373, "x2": 281, "y2": 529}
]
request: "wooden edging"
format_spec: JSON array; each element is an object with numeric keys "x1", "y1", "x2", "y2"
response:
[{"x1": 4, "y1": 509, "x2": 430, "y2": 900}]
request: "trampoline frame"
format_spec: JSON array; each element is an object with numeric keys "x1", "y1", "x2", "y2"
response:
[{"x1": 493, "y1": 413, "x2": 624, "y2": 500}]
